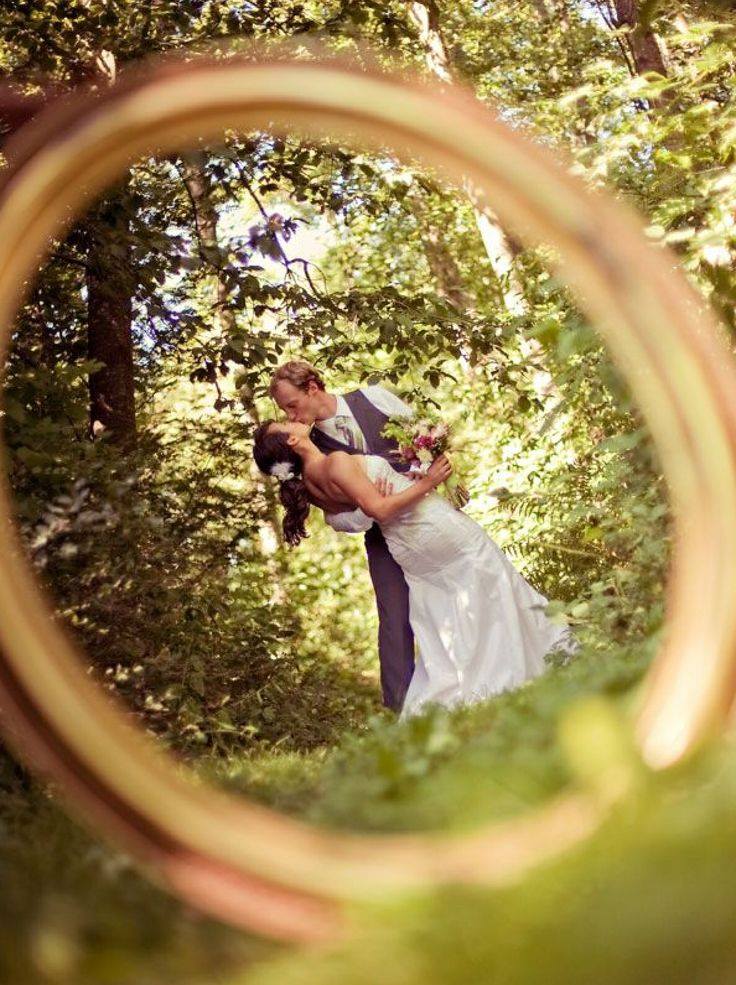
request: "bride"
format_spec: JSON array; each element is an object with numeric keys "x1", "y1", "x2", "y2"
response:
[{"x1": 253, "y1": 419, "x2": 577, "y2": 720}]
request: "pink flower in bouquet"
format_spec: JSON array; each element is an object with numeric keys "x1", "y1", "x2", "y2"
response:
[{"x1": 381, "y1": 412, "x2": 468, "y2": 508}]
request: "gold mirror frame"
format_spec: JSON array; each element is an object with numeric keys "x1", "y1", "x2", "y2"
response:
[{"x1": 2, "y1": 51, "x2": 736, "y2": 943}]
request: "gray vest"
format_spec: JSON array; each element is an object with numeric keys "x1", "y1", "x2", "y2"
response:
[{"x1": 310, "y1": 389, "x2": 410, "y2": 472}]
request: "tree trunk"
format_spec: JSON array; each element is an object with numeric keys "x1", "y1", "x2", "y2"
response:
[
  {"x1": 409, "y1": 1, "x2": 453, "y2": 83},
  {"x1": 407, "y1": 190, "x2": 474, "y2": 311},
  {"x1": 407, "y1": 1, "x2": 529, "y2": 317},
  {"x1": 425, "y1": 225, "x2": 474, "y2": 310},
  {"x1": 531, "y1": 0, "x2": 555, "y2": 18},
  {"x1": 612, "y1": 0, "x2": 669, "y2": 77},
  {"x1": 86, "y1": 189, "x2": 137, "y2": 447},
  {"x1": 83, "y1": 47, "x2": 137, "y2": 447},
  {"x1": 407, "y1": 1, "x2": 559, "y2": 399}
]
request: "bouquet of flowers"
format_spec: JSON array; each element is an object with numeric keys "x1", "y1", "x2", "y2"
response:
[{"x1": 381, "y1": 412, "x2": 469, "y2": 508}]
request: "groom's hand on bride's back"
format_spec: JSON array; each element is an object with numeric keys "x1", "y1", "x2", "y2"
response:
[{"x1": 374, "y1": 475, "x2": 394, "y2": 497}]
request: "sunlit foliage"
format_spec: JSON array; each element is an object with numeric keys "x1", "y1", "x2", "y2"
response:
[{"x1": 1, "y1": 0, "x2": 735, "y2": 982}]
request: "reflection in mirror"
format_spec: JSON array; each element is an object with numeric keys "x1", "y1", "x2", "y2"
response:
[{"x1": 4, "y1": 130, "x2": 669, "y2": 836}]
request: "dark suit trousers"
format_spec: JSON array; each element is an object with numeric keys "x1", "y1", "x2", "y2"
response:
[{"x1": 364, "y1": 522, "x2": 415, "y2": 711}]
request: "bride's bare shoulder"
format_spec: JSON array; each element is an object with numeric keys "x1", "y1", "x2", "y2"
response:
[
  {"x1": 325, "y1": 452, "x2": 361, "y2": 478},
  {"x1": 325, "y1": 450, "x2": 354, "y2": 468}
]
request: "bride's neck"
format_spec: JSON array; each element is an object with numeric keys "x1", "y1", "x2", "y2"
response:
[{"x1": 298, "y1": 441, "x2": 325, "y2": 471}]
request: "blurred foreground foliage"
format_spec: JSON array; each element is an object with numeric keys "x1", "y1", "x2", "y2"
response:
[{"x1": 6, "y1": 679, "x2": 736, "y2": 985}]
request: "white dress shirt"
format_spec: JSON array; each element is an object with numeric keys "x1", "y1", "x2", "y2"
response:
[{"x1": 314, "y1": 384, "x2": 413, "y2": 450}]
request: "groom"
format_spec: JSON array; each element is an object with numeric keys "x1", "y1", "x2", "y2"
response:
[{"x1": 269, "y1": 359, "x2": 415, "y2": 712}]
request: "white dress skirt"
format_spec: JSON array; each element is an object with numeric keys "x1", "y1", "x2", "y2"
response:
[{"x1": 325, "y1": 455, "x2": 577, "y2": 720}]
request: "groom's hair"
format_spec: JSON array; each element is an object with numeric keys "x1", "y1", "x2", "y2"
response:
[{"x1": 269, "y1": 360, "x2": 326, "y2": 396}]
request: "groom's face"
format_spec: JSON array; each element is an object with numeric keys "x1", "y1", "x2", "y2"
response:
[{"x1": 272, "y1": 380, "x2": 320, "y2": 426}]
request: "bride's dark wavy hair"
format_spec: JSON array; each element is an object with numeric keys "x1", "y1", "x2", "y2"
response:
[{"x1": 252, "y1": 420, "x2": 311, "y2": 547}]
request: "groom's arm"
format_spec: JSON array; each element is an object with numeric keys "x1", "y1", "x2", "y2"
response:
[
  {"x1": 362, "y1": 383, "x2": 414, "y2": 421},
  {"x1": 363, "y1": 383, "x2": 418, "y2": 470},
  {"x1": 366, "y1": 383, "x2": 469, "y2": 506}
]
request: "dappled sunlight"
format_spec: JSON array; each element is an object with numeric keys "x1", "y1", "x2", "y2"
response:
[{"x1": 1, "y1": 0, "x2": 736, "y2": 980}]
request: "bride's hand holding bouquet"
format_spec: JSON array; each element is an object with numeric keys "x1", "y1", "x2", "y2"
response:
[{"x1": 381, "y1": 413, "x2": 469, "y2": 509}]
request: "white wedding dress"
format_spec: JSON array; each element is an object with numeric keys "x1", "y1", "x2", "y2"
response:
[{"x1": 325, "y1": 455, "x2": 577, "y2": 720}]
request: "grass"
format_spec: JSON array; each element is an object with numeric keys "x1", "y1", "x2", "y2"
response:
[
  {"x1": 10, "y1": 626, "x2": 731, "y2": 985},
  {"x1": 0, "y1": 779, "x2": 281, "y2": 985},
  {"x1": 245, "y1": 734, "x2": 736, "y2": 985},
  {"x1": 200, "y1": 636, "x2": 656, "y2": 833}
]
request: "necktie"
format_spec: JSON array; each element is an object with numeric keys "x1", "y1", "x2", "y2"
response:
[{"x1": 335, "y1": 414, "x2": 365, "y2": 452}]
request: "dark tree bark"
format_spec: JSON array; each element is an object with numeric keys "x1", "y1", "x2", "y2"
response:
[
  {"x1": 78, "y1": 48, "x2": 137, "y2": 447},
  {"x1": 0, "y1": 88, "x2": 48, "y2": 147},
  {"x1": 86, "y1": 189, "x2": 137, "y2": 447},
  {"x1": 612, "y1": 0, "x2": 669, "y2": 77}
]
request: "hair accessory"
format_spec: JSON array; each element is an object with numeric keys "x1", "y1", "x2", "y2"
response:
[{"x1": 270, "y1": 461, "x2": 296, "y2": 482}]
